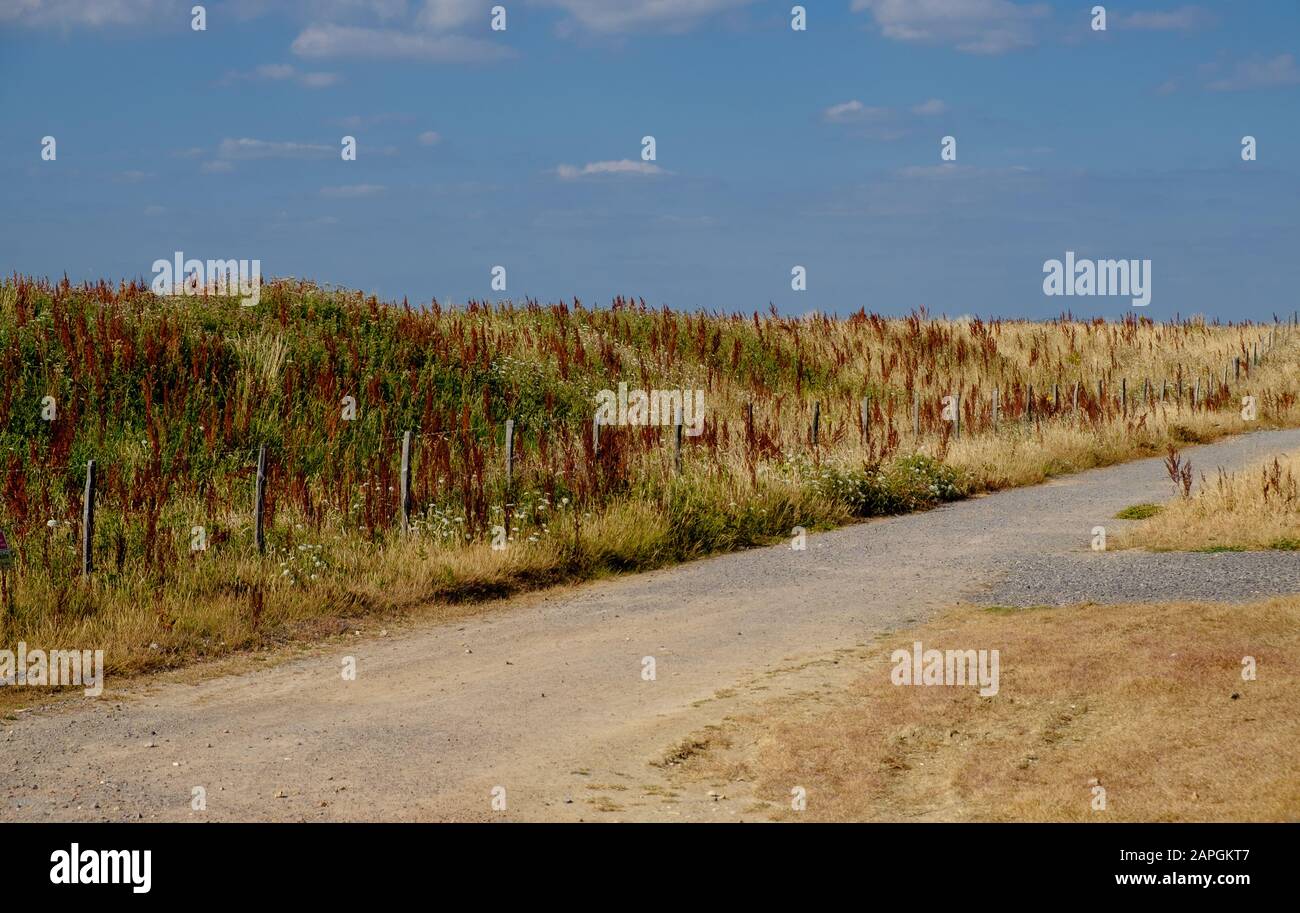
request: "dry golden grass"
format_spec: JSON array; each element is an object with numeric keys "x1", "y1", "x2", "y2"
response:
[
  {"x1": 6, "y1": 302, "x2": 1300, "y2": 686},
  {"x1": 686, "y1": 598, "x2": 1300, "y2": 822},
  {"x1": 0, "y1": 473, "x2": 842, "y2": 679},
  {"x1": 1114, "y1": 451, "x2": 1300, "y2": 552}
]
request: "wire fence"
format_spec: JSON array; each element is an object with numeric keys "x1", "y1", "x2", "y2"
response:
[{"x1": 0, "y1": 322, "x2": 1291, "y2": 581}]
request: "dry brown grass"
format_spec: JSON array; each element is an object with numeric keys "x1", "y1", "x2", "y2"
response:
[
  {"x1": 1115, "y1": 451, "x2": 1300, "y2": 552},
  {"x1": 682, "y1": 598, "x2": 1300, "y2": 822},
  {"x1": 7, "y1": 287, "x2": 1300, "y2": 686}
]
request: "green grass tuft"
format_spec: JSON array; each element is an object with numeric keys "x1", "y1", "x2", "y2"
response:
[{"x1": 1115, "y1": 503, "x2": 1162, "y2": 520}]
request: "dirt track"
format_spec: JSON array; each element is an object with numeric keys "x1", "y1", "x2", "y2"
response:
[{"x1": 4, "y1": 429, "x2": 1300, "y2": 822}]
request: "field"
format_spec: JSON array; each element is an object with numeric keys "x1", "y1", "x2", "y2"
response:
[
  {"x1": 2, "y1": 275, "x2": 1299, "y2": 679},
  {"x1": 668, "y1": 595, "x2": 1300, "y2": 822},
  {"x1": 1115, "y1": 451, "x2": 1300, "y2": 552}
]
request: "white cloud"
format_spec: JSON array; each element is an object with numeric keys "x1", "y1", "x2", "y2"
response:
[
  {"x1": 417, "y1": 0, "x2": 488, "y2": 29},
  {"x1": 555, "y1": 159, "x2": 668, "y2": 179},
  {"x1": 217, "y1": 138, "x2": 335, "y2": 159},
  {"x1": 418, "y1": 130, "x2": 443, "y2": 146},
  {"x1": 912, "y1": 98, "x2": 947, "y2": 116},
  {"x1": 5, "y1": 0, "x2": 754, "y2": 35},
  {"x1": 1118, "y1": 6, "x2": 1214, "y2": 31},
  {"x1": 822, "y1": 99, "x2": 947, "y2": 140},
  {"x1": 254, "y1": 63, "x2": 296, "y2": 80},
  {"x1": 851, "y1": 0, "x2": 1049, "y2": 55},
  {"x1": 897, "y1": 163, "x2": 1030, "y2": 179},
  {"x1": 298, "y1": 71, "x2": 341, "y2": 88},
  {"x1": 539, "y1": 0, "x2": 753, "y2": 34},
  {"x1": 320, "y1": 184, "x2": 387, "y2": 197},
  {"x1": 897, "y1": 163, "x2": 971, "y2": 179},
  {"x1": 200, "y1": 160, "x2": 235, "y2": 174},
  {"x1": 0, "y1": 0, "x2": 171, "y2": 27},
  {"x1": 222, "y1": 63, "x2": 341, "y2": 89},
  {"x1": 1206, "y1": 54, "x2": 1300, "y2": 92},
  {"x1": 335, "y1": 112, "x2": 415, "y2": 129},
  {"x1": 291, "y1": 23, "x2": 513, "y2": 61},
  {"x1": 822, "y1": 100, "x2": 886, "y2": 123}
]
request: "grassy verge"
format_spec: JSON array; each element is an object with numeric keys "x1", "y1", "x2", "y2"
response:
[
  {"x1": 0, "y1": 456, "x2": 965, "y2": 678},
  {"x1": 1114, "y1": 451, "x2": 1300, "y2": 551},
  {"x1": 670, "y1": 597, "x2": 1300, "y2": 822},
  {"x1": 4, "y1": 277, "x2": 1300, "y2": 684}
]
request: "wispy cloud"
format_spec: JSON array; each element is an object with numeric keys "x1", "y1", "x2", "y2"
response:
[
  {"x1": 0, "y1": 0, "x2": 171, "y2": 27},
  {"x1": 13, "y1": 0, "x2": 757, "y2": 35},
  {"x1": 417, "y1": 0, "x2": 491, "y2": 30},
  {"x1": 822, "y1": 100, "x2": 888, "y2": 124},
  {"x1": 911, "y1": 98, "x2": 947, "y2": 116},
  {"x1": 896, "y1": 163, "x2": 1031, "y2": 180},
  {"x1": 221, "y1": 63, "x2": 341, "y2": 89},
  {"x1": 1206, "y1": 54, "x2": 1300, "y2": 92},
  {"x1": 1118, "y1": 6, "x2": 1215, "y2": 32},
  {"x1": 320, "y1": 184, "x2": 387, "y2": 198},
  {"x1": 417, "y1": 130, "x2": 443, "y2": 146},
  {"x1": 851, "y1": 0, "x2": 1049, "y2": 55},
  {"x1": 291, "y1": 24, "x2": 513, "y2": 62},
  {"x1": 541, "y1": 0, "x2": 754, "y2": 34},
  {"x1": 217, "y1": 138, "x2": 335, "y2": 160},
  {"x1": 555, "y1": 159, "x2": 668, "y2": 180},
  {"x1": 334, "y1": 112, "x2": 416, "y2": 130},
  {"x1": 822, "y1": 98, "x2": 947, "y2": 140}
]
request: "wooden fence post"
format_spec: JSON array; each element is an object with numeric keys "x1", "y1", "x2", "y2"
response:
[
  {"x1": 1121, "y1": 378, "x2": 1127, "y2": 416},
  {"x1": 1026, "y1": 384, "x2": 1034, "y2": 423},
  {"x1": 254, "y1": 444, "x2": 267, "y2": 555},
  {"x1": 859, "y1": 396, "x2": 869, "y2": 443},
  {"x1": 400, "y1": 430, "x2": 413, "y2": 533},
  {"x1": 674, "y1": 409, "x2": 684, "y2": 474},
  {"x1": 1234, "y1": 357, "x2": 1241, "y2": 381},
  {"x1": 1073, "y1": 381, "x2": 1080, "y2": 416},
  {"x1": 992, "y1": 388, "x2": 1000, "y2": 428},
  {"x1": 592, "y1": 415, "x2": 601, "y2": 459},
  {"x1": 912, "y1": 391, "x2": 920, "y2": 438},
  {"x1": 811, "y1": 400, "x2": 820, "y2": 448},
  {"x1": 954, "y1": 392, "x2": 962, "y2": 438},
  {"x1": 82, "y1": 460, "x2": 96, "y2": 576},
  {"x1": 503, "y1": 420, "x2": 514, "y2": 491}
]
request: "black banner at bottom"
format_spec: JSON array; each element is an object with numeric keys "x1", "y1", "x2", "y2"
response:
[{"x1": 8, "y1": 822, "x2": 1289, "y2": 898}]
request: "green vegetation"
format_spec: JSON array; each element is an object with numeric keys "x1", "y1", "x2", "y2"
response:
[
  {"x1": 1, "y1": 275, "x2": 1296, "y2": 678},
  {"x1": 1115, "y1": 503, "x2": 1162, "y2": 520}
]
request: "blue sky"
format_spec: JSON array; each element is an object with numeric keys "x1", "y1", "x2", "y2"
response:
[{"x1": 1, "y1": 0, "x2": 1297, "y2": 319}]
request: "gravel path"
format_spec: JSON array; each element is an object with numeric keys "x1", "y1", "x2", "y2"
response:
[
  {"x1": 979, "y1": 551, "x2": 1300, "y2": 607},
  {"x1": 4, "y1": 428, "x2": 1300, "y2": 822}
]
